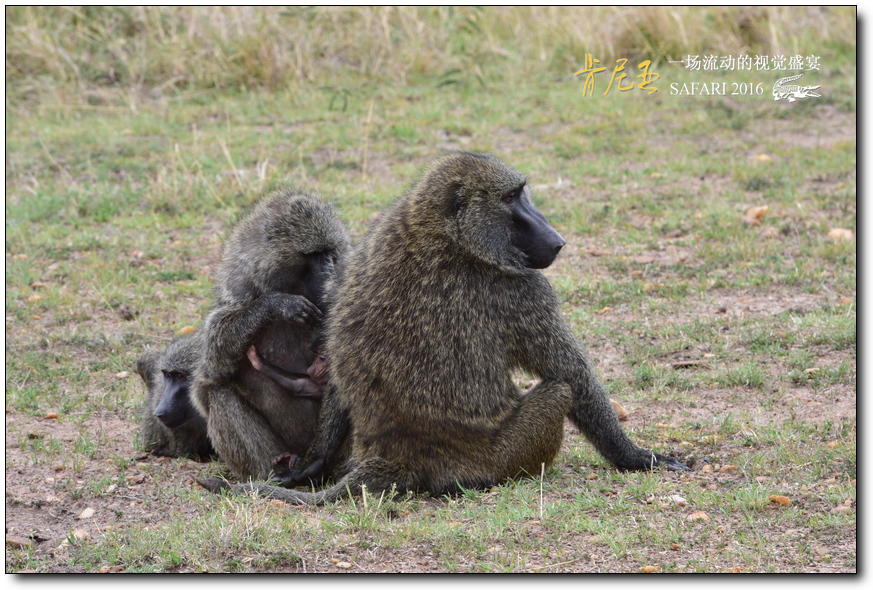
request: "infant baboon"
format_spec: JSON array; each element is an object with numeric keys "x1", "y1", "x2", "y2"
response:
[
  {"x1": 136, "y1": 332, "x2": 216, "y2": 461},
  {"x1": 190, "y1": 188, "x2": 350, "y2": 481},
  {"x1": 199, "y1": 152, "x2": 686, "y2": 504},
  {"x1": 245, "y1": 338, "x2": 327, "y2": 398}
]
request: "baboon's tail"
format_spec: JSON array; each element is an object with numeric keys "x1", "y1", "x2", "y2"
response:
[
  {"x1": 197, "y1": 477, "x2": 331, "y2": 504},
  {"x1": 197, "y1": 458, "x2": 409, "y2": 505}
]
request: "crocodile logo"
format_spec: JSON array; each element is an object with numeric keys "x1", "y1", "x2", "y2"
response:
[{"x1": 773, "y1": 73, "x2": 821, "y2": 103}]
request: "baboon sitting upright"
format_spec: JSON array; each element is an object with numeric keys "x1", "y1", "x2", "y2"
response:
[
  {"x1": 199, "y1": 152, "x2": 686, "y2": 504},
  {"x1": 191, "y1": 188, "x2": 350, "y2": 481},
  {"x1": 136, "y1": 332, "x2": 216, "y2": 461}
]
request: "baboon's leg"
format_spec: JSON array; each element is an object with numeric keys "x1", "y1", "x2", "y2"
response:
[
  {"x1": 275, "y1": 382, "x2": 350, "y2": 487},
  {"x1": 206, "y1": 385, "x2": 289, "y2": 480},
  {"x1": 491, "y1": 380, "x2": 573, "y2": 479}
]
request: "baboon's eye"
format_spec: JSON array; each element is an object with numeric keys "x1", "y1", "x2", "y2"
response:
[
  {"x1": 167, "y1": 371, "x2": 182, "y2": 380},
  {"x1": 502, "y1": 187, "x2": 521, "y2": 204}
]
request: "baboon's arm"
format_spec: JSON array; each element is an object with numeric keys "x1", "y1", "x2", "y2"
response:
[
  {"x1": 205, "y1": 383, "x2": 291, "y2": 480},
  {"x1": 562, "y1": 336, "x2": 687, "y2": 471},
  {"x1": 513, "y1": 293, "x2": 687, "y2": 472},
  {"x1": 201, "y1": 293, "x2": 322, "y2": 381}
]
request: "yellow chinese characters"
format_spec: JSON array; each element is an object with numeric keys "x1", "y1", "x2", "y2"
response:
[{"x1": 575, "y1": 55, "x2": 659, "y2": 96}]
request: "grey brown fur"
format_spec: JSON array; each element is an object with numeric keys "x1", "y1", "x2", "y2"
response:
[
  {"x1": 191, "y1": 188, "x2": 350, "y2": 481},
  {"x1": 199, "y1": 153, "x2": 685, "y2": 503},
  {"x1": 136, "y1": 332, "x2": 216, "y2": 461}
]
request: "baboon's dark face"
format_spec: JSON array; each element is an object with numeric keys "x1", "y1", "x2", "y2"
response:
[
  {"x1": 431, "y1": 153, "x2": 567, "y2": 270},
  {"x1": 272, "y1": 249, "x2": 338, "y2": 310},
  {"x1": 154, "y1": 371, "x2": 198, "y2": 428},
  {"x1": 504, "y1": 185, "x2": 566, "y2": 269}
]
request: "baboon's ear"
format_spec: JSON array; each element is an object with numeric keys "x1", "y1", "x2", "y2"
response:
[{"x1": 443, "y1": 181, "x2": 466, "y2": 217}]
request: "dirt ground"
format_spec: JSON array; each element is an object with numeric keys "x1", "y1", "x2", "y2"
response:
[{"x1": 5, "y1": 278, "x2": 856, "y2": 573}]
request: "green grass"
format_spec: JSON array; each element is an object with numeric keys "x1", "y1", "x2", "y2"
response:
[{"x1": 5, "y1": 6, "x2": 855, "y2": 573}]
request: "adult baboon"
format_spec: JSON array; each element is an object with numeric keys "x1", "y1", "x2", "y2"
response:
[
  {"x1": 190, "y1": 188, "x2": 350, "y2": 481},
  {"x1": 136, "y1": 332, "x2": 216, "y2": 460},
  {"x1": 199, "y1": 152, "x2": 686, "y2": 503}
]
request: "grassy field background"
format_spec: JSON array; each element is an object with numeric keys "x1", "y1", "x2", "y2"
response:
[{"x1": 5, "y1": 7, "x2": 856, "y2": 573}]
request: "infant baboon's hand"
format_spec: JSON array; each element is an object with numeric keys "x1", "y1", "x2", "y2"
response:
[{"x1": 272, "y1": 452, "x2": 301, "y2": 472}]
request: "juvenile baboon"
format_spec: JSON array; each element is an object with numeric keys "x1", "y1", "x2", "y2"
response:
[
  {"x1": 190, "y1": 188, "x2": 350, "y2": 481},
  {"x1": 136, "y1": 332, "x2": 216, "y2": 460},
  {"x1": 199, "y1": 152, "x2": 686, "y2": 504}
]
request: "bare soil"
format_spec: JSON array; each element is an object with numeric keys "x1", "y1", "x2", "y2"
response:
[{"x1": 5, "y1": 272, "x2": 856, "y2": 573}]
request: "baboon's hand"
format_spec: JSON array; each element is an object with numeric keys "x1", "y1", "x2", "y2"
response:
[
  {"x1": 616, "y1": 451, "x2": 689, "y2": 472},
  {"x1": 271, "y1": 458, "x2": 326, "y2": 488},
  {"x1": 654, "y1": 453, "x2": 690, "y2": 471},
  {"x1": 264, "y1": 293, "x2": 323, "y2": 326},
  {"x1": 272, "y1": 452, "x2": 301, "y2": 472}
]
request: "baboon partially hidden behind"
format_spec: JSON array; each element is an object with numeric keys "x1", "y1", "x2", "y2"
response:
[
  {"x1": 199, "y1": 153, "x2": 686, "y2": 504},
  {"x1": 191, "y1": 189, "x2": 350, "y2": 481},
  {"x1": 136, "y1": 332, "x2": 216, "y2": 461}
]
